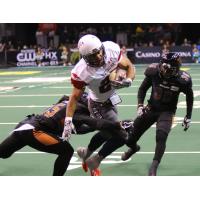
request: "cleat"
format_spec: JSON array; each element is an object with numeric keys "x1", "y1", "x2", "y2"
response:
[
  {"x1": 90, "y1": 168, "x2": 101, "y2": 176},
  {"x1": 82, "y1": 162, "x2": 88, "y2": 172},
  {"x1": 148, "y1": 160, "x2": 159, "y2": 176},
  {"x1": 86, "y1": 154, "x2": 103, "y2": 171},
  {"x1": 77, "y1": 147, "x2": 92, "y2": 173},
  {"x1": 77, "y1": 147, "x2": 92, "y2": 161},
  {"x1": 121, "y1": 145, "x2": 140, "y2": 161},
  {"x1": 77, "y1": 147, "x2": 88, "y2": 161}
]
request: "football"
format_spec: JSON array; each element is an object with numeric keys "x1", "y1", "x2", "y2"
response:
[{"x1": 109, "y1": 68, "x2": 127, "y2": 82}]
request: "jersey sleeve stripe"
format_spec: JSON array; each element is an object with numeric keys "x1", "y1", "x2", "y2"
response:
[{"x1": 71, "y1": 77, "x2": 86, "y2": 89}]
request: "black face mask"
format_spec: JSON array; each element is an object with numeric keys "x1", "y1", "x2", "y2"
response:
[
  {"x1": 83, "y1": 46, "x2": 105, "y2": 68},
  {"x1": 160, "y1": 63, "x2": 178, "y2": 79}
]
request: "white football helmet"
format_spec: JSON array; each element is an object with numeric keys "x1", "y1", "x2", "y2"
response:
[{"x1": 78, "y1": 34, "x2": 105, "y2": 67}]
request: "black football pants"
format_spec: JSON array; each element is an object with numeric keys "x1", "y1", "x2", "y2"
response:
[
  {"x1": 0, "y1": 129, "x2": 74, "y2": 176},
  {"x1": 127, "y1": 110, "x2": 174, "y2": 163}
]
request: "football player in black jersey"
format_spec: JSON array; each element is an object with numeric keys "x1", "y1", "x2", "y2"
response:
[
  {"x1": 0, "y1": 93, "x2": 124, "y2": 176},
  {"x1": 121, "y1": 52, "x2": 194, "y2": 176}
]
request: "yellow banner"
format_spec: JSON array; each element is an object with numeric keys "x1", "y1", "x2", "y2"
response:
[
  {"x1": 0, "y1": 71, "x2": 41, "y2": 75},
  {"x1": 180, "y1": 67, "x2": 190, "y2": 71}
]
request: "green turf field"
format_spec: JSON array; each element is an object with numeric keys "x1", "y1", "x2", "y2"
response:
[{"x1": 0, "y1": 65, "x2": 200, "y2": 176}]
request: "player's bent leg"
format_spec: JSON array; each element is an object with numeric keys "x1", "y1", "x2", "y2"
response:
[
  {"x1": 148, "y1": 130, "x2": 168, "y2": 176},
  {"x1": 28, "y1": 130, "x2": 74, "y2": 176},
  {"x1": 76, "y1": 131, "x2": 108, "y2": 173},
  {"x1": 148, "y1": 160, "x2": 159, "y2": 176},
  {"x1": 87, "y1": 131, "x2": 108, "y2": 152},
  {"x1": 99, "y1": 136, "x2": 125, "y2": 159},
  {"x1": 85, "y1": 136, "x2": 126, "y2": 175},
  {"x1": 149, "y1": 112, "x2": 172, "y2": 176},
  {"x1": 122, "y1": 113, "x2": 156, "y2": 161},
  {"x1": 0, "y1": 131, "x2": 26, "y2": 159},
  {"x1": 53, "y1": 142, "x2": 74, "y2": 176},
  {"x1": 154, "y1": 130, "x2": 168, "y2": 162}
]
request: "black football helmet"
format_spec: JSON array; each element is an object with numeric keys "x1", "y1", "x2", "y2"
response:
[{"x1": 159, "y1": 52, "x2": 181, "y2": 79}]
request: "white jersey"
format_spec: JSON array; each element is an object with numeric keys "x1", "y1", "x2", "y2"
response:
[{"x1": 71, "y1": 41, "x2": 122, "y2": 102}]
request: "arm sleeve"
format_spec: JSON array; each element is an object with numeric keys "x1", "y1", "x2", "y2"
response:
[
  {"x1": 137, "y1": 76, "x2": 152, "y2": 105},
  {"x1": 185, "y1": 85, "x2": 194, "y2": 119}
]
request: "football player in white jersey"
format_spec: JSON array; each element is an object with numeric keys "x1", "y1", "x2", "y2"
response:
[{"x1": 62, "y1": 34, "x2": 135, "y2": 174}]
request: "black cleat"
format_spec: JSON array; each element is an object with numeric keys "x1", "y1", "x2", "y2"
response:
[{"x1": 121, "y1": 145, "x2": 140, "y2": 161}]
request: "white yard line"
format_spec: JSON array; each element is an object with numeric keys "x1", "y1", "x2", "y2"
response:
[
  {"x1": 13, "y1": 151, "x2": 200, "y2": 154},
  {"x1": 0, "y1": 123, "x2": 18, "y2": 125}
]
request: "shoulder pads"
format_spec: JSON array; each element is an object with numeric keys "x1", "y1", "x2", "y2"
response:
[
  {"x1": 178, "y1": 71, "x2": 192, "y2": 84},
  {"x1": 144, "y1": 63, "x2": 159, "y2": 76}
]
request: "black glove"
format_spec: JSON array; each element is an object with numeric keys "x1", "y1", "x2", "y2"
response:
[
  {"x1": 121, "y1": 78, "x2": 132, "y2": 87},
  {"x1": 182, "y1": 116, "x2": 191, "y2": 131},
  {"x1": 111, "y1": 78, "x2": 132, "y2": 89}
]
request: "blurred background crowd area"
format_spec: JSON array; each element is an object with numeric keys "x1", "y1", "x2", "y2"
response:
[{"x1": 1, "y1": 23, "x2": 200, "y2": 66}]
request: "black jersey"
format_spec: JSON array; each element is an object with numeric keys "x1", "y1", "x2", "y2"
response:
[
  {"x1": 38, "y1": 99, "x2": 90, "y2": 136},
  {"x1": 15, "y1": 93, "x2": 121, "y2": 137},
  {"x1": 138, "y1": 63, "x2": 193, "y2": 117},
  {"x1": 15, "y1": 94, "x2": 90, "y2": 137}
]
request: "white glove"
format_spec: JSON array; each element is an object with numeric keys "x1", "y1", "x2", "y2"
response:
[
  {"x1": 62, "y1": 117, "x2": 76, "y2": 141},
  {"x1": 137, "y1": 104, "x2": 146, "y2": 117},
  {"x1": 182, "y1": 116, "x2": 191, "y2": 131}
]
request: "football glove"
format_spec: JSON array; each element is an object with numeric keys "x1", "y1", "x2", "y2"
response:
[
  {"x1": 122, "y1": 78, "x2": 132, "y2": 87},
  {"x1": 137, "y1": 104, "x2": 145, "y2": 117},
  {"x1": 111, "y1": 78, "x2": 132, "y2": 89},
  {"x1": 121, "y1": 120, "x2": 134, "y2": 130},
  {"x1": 137, "y1": 104, "x2": 147, "y2": 117},
  {"x1": 62, "y1": 117, "x2": 76, "y2": 141},
  {"x1": 182, "y1": 116, "x2": 191, "y2": 131}
]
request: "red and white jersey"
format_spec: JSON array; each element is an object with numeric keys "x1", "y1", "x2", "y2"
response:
[{"x1": 71, "y1": 41, "x2": 122, "y2": 102}]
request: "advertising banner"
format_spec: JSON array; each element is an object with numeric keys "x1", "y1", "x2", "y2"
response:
[
  {"x1": 133, "y1": 47, "x2": 162, "y2": 64},
  {"x1": 7, "y1": 49, "x2": 59, "y2": 67},
  {"x1": 133, "y1": 46, "x2": 193, "y2": 64},
  {"x1": 17, "y1": 49, "x2": 59, "y2": 67},
  {"x1": 169, "y1": 46, "x2": 193, "y2": 63},
  {"x1": 4, "y1": 46, "x2": 194, "y2": 67}
]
